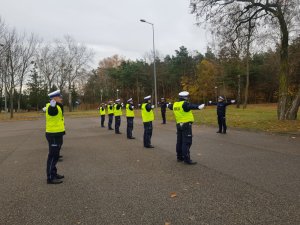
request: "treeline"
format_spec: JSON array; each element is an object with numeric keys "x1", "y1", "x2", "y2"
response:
[
  {"x1": 83, "y1": 41, "x2": 300, "y2": 107},
  {"x1": 0, "y1": 17, "x2": 94, "y2": 118}
]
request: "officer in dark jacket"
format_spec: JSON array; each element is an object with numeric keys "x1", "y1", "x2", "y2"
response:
[
  {"x1": 209, "y1": 96, "x2": 235, "y2": 134},
  {"x1": 45, "y1": 90, "x2": 65, "y2": 184},
  {"x1": 160, "y1": 97, "x2": 167, "y2": 124},
  {"x1": 107, "y1": 101, "x2": 114, "y2": 130},
  {"x1": 126, "y1": 98, "x2": 135, "y2": 139},
  {"x1": 168, "y1": 91, "x2": 205, "y2": 165},
  {"x1": 141, "y1": 95, "x2": 155, "y2": 148}
]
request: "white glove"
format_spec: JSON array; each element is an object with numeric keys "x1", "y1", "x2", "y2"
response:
[
  {"x1": 198, "y1": 104, "x2": 205, "y2": 110},
  {"x1": 121, "y1": 103, "x2": 124, "y2": 107},
  {"x1": 151, "y1": 105, "x2": 155, "y2": 109},
  {"x1": 231, "y1": 100, "x2": 236, "y2": 104},
  {"x1": 42, "y1": 107, "x2": 46, "y2": 112},
  {"x1": 209, "y1": 101, "x2": 212, "y2": 104},
  {"x1": 50, "y1": 99, "x2": 56, "y2": 107},
  {"x1": 132, "y1": 106, "x2": 134, "y2": 109}
]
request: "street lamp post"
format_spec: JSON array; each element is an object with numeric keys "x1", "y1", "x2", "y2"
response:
[{"x1": 140, "y1": 19, "x2": 158, "y2": 108}]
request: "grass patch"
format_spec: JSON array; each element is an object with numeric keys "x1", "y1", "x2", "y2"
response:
[
  {"x1": 1, "y1": 104, "x2": 299, "y2": 135},
  {"x1": 164, "y1": 104, "x2": 300, "y2": 134}
]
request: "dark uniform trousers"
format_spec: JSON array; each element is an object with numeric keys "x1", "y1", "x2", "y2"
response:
[
  {"x1": 217, "y1": 115, "x2": 227, "y2": 133},
  {"x1": 101, "y1": 115, "x2": 105, "y2": 127},
  {"x1": 161, "y1": 110, "x2": 166, "y2": 124},
  {"x1": 108, "y1": 114, "x2": 113, "y2": 129},
  {"x1": 176, "y1": 122, "x2": 193, "y2": 162},
  {"x1": 143, "y1": 121, "x2": 153, "y2": 147},
  {"x1": 127, "y1": 117, "x2": 134, "y2": 138},
  {"x1": 115, "y1": 116, "x2": 121, "y2": 133},
  {"x1": 46, "y1": 134, "x2": 63, "y2": 180}
]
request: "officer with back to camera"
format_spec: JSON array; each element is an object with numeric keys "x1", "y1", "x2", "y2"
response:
[
  {"x1": 141, "y1": 95, "x2": 155, "y2": 148},
  {"x1": 107, "y1": 100, "x2": 114, "y2": 130},
  {"x1": 126, "y1": 98, "x2": 135, "y2": 139},
  {"x1": 99, "y1": 103, "x2": 106, "y2": 128},
  {"x1": 160, "y1": 97, "x2": 167, "y2": 124},
  {"x1": 168, "y1": 91, "x2": 205, "y2": 165},
  {"x1": 114, "y1": 99, "x2": 122, "y2": 134},
  {"x1": 209, "y1": 96, "x2": 235, "y2": 134},
  {"x1": 45, "y1": 90, "x2": 65, "y2": 184}
]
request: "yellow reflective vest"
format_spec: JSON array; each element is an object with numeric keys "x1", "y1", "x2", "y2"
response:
[
  {"x1": 141, "y1": 103, "x2": 154, "y2": 122},
  {"x1": 45, "y1": 103, "x2": 65, "y2": 133},
  {"x1": 114, "y1": 104, "x2": 122, "y2": 116},
  {"x1": 173, "y1": 101, "x2": 194, "y2": 123},
  {"x1": 126, "y1": 104, "x2": 135, "y2": 117},
  {"x1": 107, "y1": 105, "x2": 114, "y2": 115},
  {"x1": 99, "y1": 107, "x2": 106, "y2": 116}
]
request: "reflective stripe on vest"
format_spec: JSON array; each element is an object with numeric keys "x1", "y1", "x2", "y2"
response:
[
  {"x1": 99, "y1": 107, "x2": 106, "y2": 115},
  {"x1": 126, "y1": 104, "x2": 135, "y2": 117},
  {"x1": 114, "y1": 104, "x2": 122, "y2": 116},
  {"x1": 107, "y1": 105, "x2": 114, "y2": 114},
  {"x1": 173, "y1": 101, "x2": 194, "y2": 123},
  {"x1": 141, "y1": 103, "x2": 154, "y2": 122},
  {"x1": 46, "y1": 103, "x2": 65, "y2": 133}
]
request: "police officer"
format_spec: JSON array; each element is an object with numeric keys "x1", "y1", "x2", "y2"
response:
[
  {"x1": 114, "y1": 99, "x2": 122, "y2": 134},
  {"x1": 107, "y1": 100, "x2": 114, "y2": 130},
  {"x1": 209, "y1": 96, "x2": 235, "y2": 134},
  {"x1": 99, "y1": 103, "x2": 106, "y2": 128},
  {"x1": 45, "y1": 90, "x2": 65, "y2": 184},
  {"x1": 141, "y1": 95, "x2": 155, "y2": 148},
  {"x1": 168, "y1": 91, "x2": 205, "y2": 165},
  {"x1": 126, "y1": 98, "x2": 135, "y2": 139},
  {"x1": 160, "y1": 97, "x2": 167, "y2": 124}
]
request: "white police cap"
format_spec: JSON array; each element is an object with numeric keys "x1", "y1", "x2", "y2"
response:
[
  {"x1": 218, "y1": 96, "x2": 224, "y2": 100},
  {"x1": 179, "y1": 91, "x2": 189, "y2": 97},
  {"x1": 127, "y1": 98, "x2": 133, "y2": 102},
  {"x1": 144, "y1": 95, "x2": 151, "y2": 100},
  {"x1": 115, "y1": 99, "x2": 120, "y2": 102},
  {"x1": 48, "y1": 90, "x2": 61, "y2": 98}
]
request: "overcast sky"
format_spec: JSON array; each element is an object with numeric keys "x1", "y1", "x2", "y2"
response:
[{"x1": 0, "y1": 0, "x2": 211, "y2": 66}]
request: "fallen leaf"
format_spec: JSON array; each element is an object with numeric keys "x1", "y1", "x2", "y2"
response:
[
  {"x1": 165, "y1": 222, "x2": 171, "y2": 225},
  {"x1": 170, "y1": 192, "x2": 177, "y2": 198}
]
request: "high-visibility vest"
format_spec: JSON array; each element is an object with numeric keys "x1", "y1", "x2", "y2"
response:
[
  {"x1": 99, "y1": 107, "x2": 106, "y2": 115},
  {"x1": 114, "y1": 104, "x2": 122, "y2": 116},
  {"x1": 141, "y1": 103, "x2": 154, "y2": 122},
  {"x1": 107, "y1": 105, "x2": 114, "y2": 115},
  {"x1": 45, "y1": 103, "x2": 65, "y2": 133},
  {"x1": 173, "y1": 101, "x2": 194, "y2": 123},
  {"x1": 126, "y1": 103, "x2": 135, "y2": 117}
]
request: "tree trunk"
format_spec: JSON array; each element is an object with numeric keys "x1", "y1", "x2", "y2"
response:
[
  {"x1": 286, "y1": 87, "x2": 300, "y2": 120},
  {"x1": 277, "y1": 11, "x2": 289, "y2": 120},
  {"x1": 10, "y1": 87, "x2": 13, "y2": 119},
  {"x1": 18, "y1": 82, "x2": 23, "y2": 112},
  {"x1": 68, "y1": 83, "x2": 72, "y2": 112}
]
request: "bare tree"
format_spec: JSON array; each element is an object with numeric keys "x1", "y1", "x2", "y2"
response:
[
  {"x1": 17, "y1": 33, "x2": 39, "y2": 111},
  {"x1": 3, "y1": 28, "x2": 23, "y2": 118},
  {"x1": 190, "y1": 0, "x2": 300, "y2": 120},
  {"x1": 60, "y1": 36, "x2": 94, "y2": 111},
  {"x1": 0, "y1": 17, "x2": 7, "y2": 113},
  {"x1": 36, "y1": 43, "x2": 61, "y2": 92}
]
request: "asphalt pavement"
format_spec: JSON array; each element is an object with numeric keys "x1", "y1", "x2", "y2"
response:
[{"x1": 0, "y1": 116, "x2": 299, "y2": 225}]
